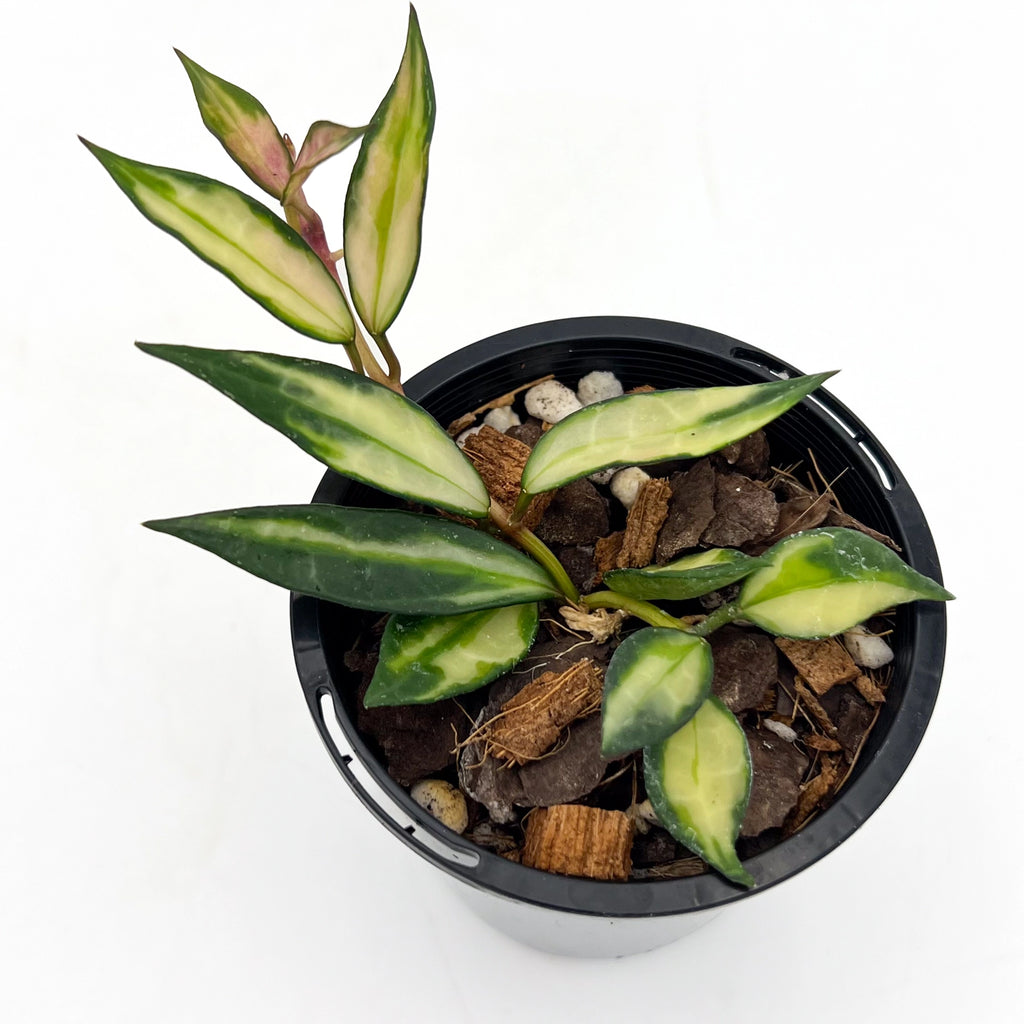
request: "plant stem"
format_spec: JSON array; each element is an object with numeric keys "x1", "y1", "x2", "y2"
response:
[
  {"x1": 581, "y1": 590, "x2": 686, "y2": 630},
  {"x1": 488, "y1": 501, "x2": 580, "y2": 604},
  {"x1": 372, "y1": 330, "x2": 403, "y2": 388},
  {"x1": 691, "y1": 602, "x2": 741, "y2": 637}
]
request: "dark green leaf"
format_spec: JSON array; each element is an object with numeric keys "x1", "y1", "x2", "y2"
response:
[
  {"x1": 604, "y1": 548, "x2": 769, "y2": 601},
  {"x1": 137, "y1": 344, "x2": 490, "y2": 518},
  {"x1": 143, "y1": 506, "x2": 560, "y2": 614},
  {"x1": 365, "y1": 604, "x2": 539, "y2": 706}
]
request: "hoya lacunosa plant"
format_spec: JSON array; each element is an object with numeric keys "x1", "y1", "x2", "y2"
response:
[{"x1": 85, "y1": 8, "x2": 953, "y2": 888}]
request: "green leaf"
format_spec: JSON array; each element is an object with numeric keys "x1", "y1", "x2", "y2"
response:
[
  {"x1": 738, "y1": 527, "x2": 954, "y2": 638},
  {"x1": 284, "y1": 121, "x2": 367, "y2": 205},
  {"x1": 604, "y1": 548, "x2": 770, "y2": 602},
  {"x1": 175, "y1": 49, "x2": 293, "y2": 199},
  {"x1": 344, "y1": 5, "x2": 434, "y2": 334},
  {"x1": 601, "y1": 628, "x2": 712, "y2": 757},
  {"x1": 365, "y1": 604, "x2": 539, "y2": 706},
  {"x1": 644, "y1": 697, "x2": 754, "y2": 887},
  {"x1": 518, "y1": 373, "x2": 835, "y2": 505},
  {"x1": 143, "y1": 506, "x2": 561, "y2": 614},
  {"x1": 136, "y1": 343, "x2": 491, "y2": 518},
  {"x1": 82, "y1": 139, "x2": 356, "y2": 345}
]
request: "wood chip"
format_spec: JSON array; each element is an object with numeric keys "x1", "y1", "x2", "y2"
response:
[
  {"x1": 462, "y1": 425, "x2": 530, "y2": 510},
  {"x1": 786, "y1": 754, "x2": 840, "y2": 833},
  {"x1": 485, "y1": 659, "x2": 604, "y2": 765},
  {"x1": 853, "y1": 673, "x2": 887, "y2": 705},
  {"x1": 633, "y1": 857, "x2": 707, "y2": 880},
  {"x1": 461, "y1": 424, "x2": 552, "y2": 527},
  {"x1": 522, "y1": 804, "x2": 633, "y2": 881},
  {"x1": 792, "y1": 676, "x2": 838, "y2": 737},
  {"x1": 803, "y1": 734, "x2": 843, "y2": 752},
  {"x1": 627, "y1": 384, "x2": 657, "y2": 394},
  {"x1": 775, "y1": 637, "x2": 860, "y2": 696},
  {"x1": 446, "y1": 412, "x2": 477, "y2": 437},
  {"x1": 616, "y1": 477, "x2": 672, "y2": 568},
  {"x1": 594, "y1": 531, "x2": 625, "y2": 578}
]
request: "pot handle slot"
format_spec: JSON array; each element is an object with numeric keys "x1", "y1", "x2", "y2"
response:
[{"x1": 313, "y1": 690, "x2": 483, "y2": 874}]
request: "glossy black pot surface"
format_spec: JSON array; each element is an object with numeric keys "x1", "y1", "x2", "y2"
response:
[{"x1": 290, "y1": 317, "x2": 946, "y2": 951}]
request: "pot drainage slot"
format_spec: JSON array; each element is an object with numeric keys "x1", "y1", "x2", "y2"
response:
[
  {"x1": 856, "y1": 440, "x2": 895, "y2": 492},
  {"x1": 805, "y1": 393, "x2": 859, "y2": 439},
  {"x1": 730, "y1": 347, "x2": 794, "y2": 380},
  {"x1": 318, "y1": 693, "x2": 480, "y2": 870}
]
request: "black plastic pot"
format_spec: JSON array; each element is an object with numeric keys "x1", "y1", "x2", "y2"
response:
[{"x1": 290, "y1": 316, "x2": 946, "y2": 957}]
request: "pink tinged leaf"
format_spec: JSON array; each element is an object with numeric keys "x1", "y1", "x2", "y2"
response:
[
  {"x1": 283, "y1": 121, "x2": 366, "y2": 204},
  {"x1": 175, "y1": 49, "x2": 293, "y2": 200}
]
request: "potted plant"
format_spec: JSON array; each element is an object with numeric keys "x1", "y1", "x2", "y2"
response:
[{"x1": 84, "y1": 8, "x2": 951, "y2": 956}]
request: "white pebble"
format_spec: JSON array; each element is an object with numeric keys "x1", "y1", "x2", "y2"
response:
[
  {"x1": 409, "y1": 779, "x2": 469, "y2": 833},
  {"x1": 483, "y1": 406, "x2": 521, "y2": 432},
  {"x1": 842, "y1": 625, "x2": 894, "y2": 669},
  {"x1": 610, "y1": 467, "x2": 651, "y2": 509},
  {"x1": 455, "y1": 424, "x2": 483, "y2": 448},
  {"x1": 763, "y1": 719, "x2": 798, "y2": 743},
  {"x1": 524, "y1": 380, "x2": 582, "y2": 423},
  {"x1": 589, "y1": 467, "x2": 617, "y2": 485},
  {"x1": 577, "y1": 370, "x2": 623, "y2": 406}
]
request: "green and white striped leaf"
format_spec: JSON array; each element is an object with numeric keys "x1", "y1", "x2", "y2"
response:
[
  {"x1": 175, "y1": 49, "x2": 293, "y2": 199},
  {"x1": 82, "y1": 139, "x2": 355, "y2": 345},
  {"x1": 518, "y1": 373, "x2": 835, "y2": 506},
  {"x1": 137, "y1": 343, "x2": 490, "y2": 518},
  {"x1": 601, "y1": 628, "x2": 712, "y2": 757},
  {"x1": 284, "y1": 121, "x2": 366, "y2": 205},
  {"x1": 143, "y1": 507, "x2": 561, "y2": 615},
  {"x1": 604, "y1": 549, "x2": 769, "y2": 602},
  {"x1": 344, "y1": 5, "x2": 434, "y2": 334},
  {"x1": 365, "y1": 604, "x2": 539, "y2": 706},
  {"x1": 738, "y1": 527, "x2": 954, "y2": 638},
  {"x1": 644, "y1": 697, "x2": 754, "y2": 888}
]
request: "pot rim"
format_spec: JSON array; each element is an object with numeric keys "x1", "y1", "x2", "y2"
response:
[{"x1": 291, "y1": 316, "x2": 946, "y2": 918}]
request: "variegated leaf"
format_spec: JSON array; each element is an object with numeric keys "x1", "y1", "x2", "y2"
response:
[
  {"x1": 738, "y1": 527, "x2": 954, "y2": 638},
  {"x1": 284, "y1": 121, "x2": 366, "y2": 204},
  {"x1": 644, "y1": 697, "x2": 754, "y2": 887},
  {"x1": 518, "y1": 373, "x2": 835, "y2": 507},
  {"x1": 143, "y1": 507, "x2": 561, "y2": 614},
  {"x1": 175, "y1": 49, "x2": 293, "y2": 199},
  {"x1": 365, "y1": 604, "x2": 539, "y2": 706},
  {"x1": 83, "y1": 140, "x2": 355, "y2": 344},
  {"x1": 344, "y1": 5, "x2": 434, "y2": 334},
  {"x1": 601, "y1": 628, "x2": 712, "y2": 757},
  {"x1": 137, "y1": 343, "x2": 490, "y2": 517},
  {"x1": 604, "y1": 548, "x2": 769, "y2": 602}
]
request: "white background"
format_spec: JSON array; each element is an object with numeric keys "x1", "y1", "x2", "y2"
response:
[{"x1": 3, "y1": 1, "x2": 1020, "y2": 1019}]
